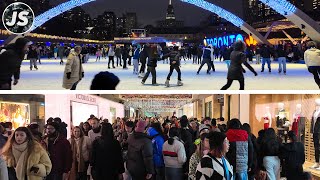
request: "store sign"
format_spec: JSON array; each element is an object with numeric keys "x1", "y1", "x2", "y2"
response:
[
  {"x1": 75, "y1": 94, "x2": 96, "y2": 103},
  {"x1": 204, "y1": 34, "x2": 244, "y2": 48}
]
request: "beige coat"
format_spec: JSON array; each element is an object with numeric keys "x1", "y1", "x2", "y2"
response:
[
  {"x1": 68, "y1": 136, "x2": 91, "y2": 162},
  {"x1": 4, "y1": 143, "x2": 52, "y2": 180},
  {"x1": 62, "y1": 50, "x2": 84, "y2": 89}
]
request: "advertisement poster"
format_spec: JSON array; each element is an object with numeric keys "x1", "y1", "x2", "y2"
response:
[{"x1": 0, "y1": 102, "x2": 30, "y2": 129}]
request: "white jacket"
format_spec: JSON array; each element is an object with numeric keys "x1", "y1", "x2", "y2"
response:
[
  {"x1": 108, "y1": 47, "x2": 115, "y2": 57},
  {"x1": 162, "y1": 137, "x2": 187, "y2": 168},
  {"x1": 304, "y1": 48, "x2": 320, "y2": 67},
  {"x1": 68, "y1": 136, "x2": 92, "y2": 162}
]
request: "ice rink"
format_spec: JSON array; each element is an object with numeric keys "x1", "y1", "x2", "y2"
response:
[{"x1": 13, "y1": 56, "x2": 318, "y2": 90}]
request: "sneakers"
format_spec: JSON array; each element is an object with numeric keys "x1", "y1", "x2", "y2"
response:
[
  {"x1": 177, "y1": 80, "x2": 183, "y2": 86},
  {"x1": 311, "y1": 163, "x2": 319, "y2": 168},
  {"x1": 165, "y1": 80, "x2": 170, "y2": 87}
]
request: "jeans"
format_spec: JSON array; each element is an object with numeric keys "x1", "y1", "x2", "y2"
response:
[
  {"x1": 225, "y1": 60, "x2": 231, "y2": 69},
  {"x1": 278, "y1": 57, "x2": 286, "y2": 72},
  {"x1": 30, "y1": 58, "x2": 37, "y2": 69},
  {"x1": 116, "y1": 56, "x2": 122, "y2": 66},
  {"x1": 262, "y1": 58, "x2": 271, "y2": 71},
  {"x1": 308, "y1": 66, "x2": 320, "y2": 87},
  {"x1": 108, "y1": 56, "x2": 115, "y2": 68},
  {"x1": 263, "y1": 156, "x2": 280, "y2": 180},
  {"x1": 256, "y1": 54, "x2": 261, "y2": 64},
  {"x1": 70, "y1": 81, "x2": 80, "y2": 90},
  {"x1": 221, "y1": 79, "x2": 245, "y2": 90},
  {"x1": 142, "y1": 67, "x2": 156, "y2": 84},
  {"x1": 314, "y1": 133, "x2": 320, "y2": 163},
  {"x1": 197, "y1": 58, "x2": 211, "y2": 73},
  {"x1": 167, "y1": 65, "x2": 181, "y2": 81},
  {"x1": 133, "y1": 59, "x2": 139, "y2": 73},
  {"x1": 235, "y1": 171, "x2": 248, "y2": 180},
  {"x1": 54, "y1": 52, "x2": 58, "y2": 59},
  {"x1": 165, "y1": 167, "x2": 183, "y2": 180}
]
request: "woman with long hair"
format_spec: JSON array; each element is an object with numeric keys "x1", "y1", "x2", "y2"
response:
[
  {"x1": 221, "y1": 40, "x2": 258, "y2": 90},
  {"x1": 162, "y1": 127, "x2": 187, "y2": 180},
  {"x1": 2, "y1": 127, "x2": 52, "y2": 180},
  {"x1": 141, "y1": 45, "x2": 161, "y2": 86},
  {"x1": 91, "y1": 123, "x2": 124, "y2": 180},
  {"x1": 68, "y1": 126, "x2": 91, "y2": 180}
]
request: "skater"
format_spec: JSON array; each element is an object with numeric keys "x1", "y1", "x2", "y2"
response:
[
  {"x1": 28, "y1": 44, "x2": 38, "y2": 70},
  {"x1": 223, "y1": 46, "x2": 233, "y2": 69},
  {"x1": 132, "y1": 45, "x2": 141, "y2": 75},
  {"x1": 0, "y1": 37, "x2": 32, "y2": 90},
  {"x1": 115, "y1": 46, "x2": 122, "y2": 67},
  {"x1": 221, "y1": 40, "x2": 258, "y2": 90},
  {"x1": 96, "y1": 48, "x2": 102, "y2": 62},
  {"x1": 304, "y1": 41, "x2": 320, "y2": 89},
  {"x1": 128, "y1": 45, "x2": 133, "y2": 66},
  {"x1": 54, "y1": 46, "x2": 58, "y2": 59},
  {"x1": 197, "y1": 44, "x2": 214, "y2": 75},
  {"x1": 141, "y1": 45, "x2": 161, "y2": 86},
  {"x1": 58, "y1": 45, "x2": 65, "y2": 65},
  {"x1": 261, "y1": 44, "x2": 272, "y2": 72},
  {"x1": 139, "y1": 44, "x2": 149, "y2": 78},
  {"x1": 122, "y1": 45, "x2": 129, "y2": 69},
  {"x1": 277, "y1": 43, "x2": 287, "y2": 74},
  {"x1": 63, "y1": 46, "x2": 84, "y2": 90},
  {"x1": 108, "y1": 45, "x2": 116, "y2": 69},
  {"x1": 255, "y1": 45, "x2": 261, "y2": 64},
  {"x1": 197, "y1": 46, "x2": 202, "y2": 64},
  {"x1": 162, "y1": 46, "x2": 183, "y2": 87},
  {"x1": 37, "y1": 45, "x2": 42, "y2": 64}
]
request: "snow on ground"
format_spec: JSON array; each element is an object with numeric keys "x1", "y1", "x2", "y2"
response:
[{"x1": 13, "y1": 56, "x2": 318, "y2": 90}]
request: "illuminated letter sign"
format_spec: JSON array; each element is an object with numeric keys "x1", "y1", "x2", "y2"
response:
[{"x1": 205, "y1": 34, "x2": 244, "y2": 48}]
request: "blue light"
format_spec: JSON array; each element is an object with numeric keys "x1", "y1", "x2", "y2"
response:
[
  {"x1": 205, "y1": 34, "x2": 244, "y2": 48},
  {"x1": 45, "y1": 42, "x2": 51, "y2": 46},
  {"x1": 259, "y1": 0, "x2": 297, "y2": 16},
  {"x1": 180, "y1": 0, "x2": 244, "y2": 27},
  {"x1": 30, "y1": 0, "x2": 96, "y2": 32}
]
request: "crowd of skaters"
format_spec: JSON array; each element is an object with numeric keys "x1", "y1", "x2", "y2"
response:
[{"x1": 0, "y1": 113, "x2": 313, "y2": 180}]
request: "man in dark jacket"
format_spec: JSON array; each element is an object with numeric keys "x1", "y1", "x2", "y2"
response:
[
  {"x1": 122, "y1": 45, "x2": 129, "y2": 69},
  {"x1": 197, "y1": 45, "x2": 213, "y2": 74},
  {"x1": 261, "y1": 44, "x2": 272, "y2": 72},
  {"x1": 28, "y1": 44, "x2": 38, "y2": 70},
  {"x1": 226, "y1": 118, "x2": 253, "y2": 180},
  {"x1": 162, "y1": 46, "x2": 183, "y2": 87},
  {"x1": 44, "y1": 122, "x2": 72, "y2": 180},
  {"x1": 0, "y1": 37, "x2": 32, "y2": 90},
  {"x1": 115, "y1": 46, "x2": 122, "y2": 67},
  {"x1": 127, "y1": 120, "x2": 154, "y2": 180},
  {"x1": 139, "y1": 44, "x2": 149, "y2": 78}
]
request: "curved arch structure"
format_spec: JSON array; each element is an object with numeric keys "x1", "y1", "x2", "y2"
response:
[
  {"x1": 179, "y1": 0, "x2": 269, "y2": 44},
  {"x1": 259, "y1": 0, "x2": 320, "y2": 42}
]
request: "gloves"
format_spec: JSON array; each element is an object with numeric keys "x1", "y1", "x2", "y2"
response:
[
  {"x1": 82, "y1": 72, "x2": 84, "y2": 78},
  {"x1": 66, "y1": 72, "x2": 71, "y2": 79}
]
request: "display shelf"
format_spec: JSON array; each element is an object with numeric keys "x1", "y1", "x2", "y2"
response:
[
  {"x1": 304, "y1": 161, "x2": 320, "y2": 179},
  {"x1": 305, "y1": 118, "x2": 315, "y2": 162}
]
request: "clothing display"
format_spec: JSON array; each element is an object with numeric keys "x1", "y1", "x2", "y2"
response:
[
  {"x1": 264, "y1": 117, "x2": 270, "y2": 130},
  {"x1": 312, "y1": 109, "x2": 320, "y2": 163}
]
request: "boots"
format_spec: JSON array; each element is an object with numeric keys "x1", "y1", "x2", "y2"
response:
[
  {"x1": 165, "y1": 80, "x2": 170, "y2": 87},
  {"x1": 177, "y1": 80, "x2": 183, "y2": 86}
]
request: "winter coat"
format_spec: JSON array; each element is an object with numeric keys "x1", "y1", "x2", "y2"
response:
[
  {"x1": 227, "y1": 51, "x2": 256, "y2": 80},
  {"x1": 196, "y1": 154, "x2": 233, "y2": 180},
  {"x1": 202, "y1": 47, "x2": 214, "y2": 60},
  {"x1": 68, "y1": 136, "x2": 91, "y2": 162},
  {"x1": 279, "y1": 142, "x2": 305, "y2": 180},
  {"x1": 44, "y1": 134, "x2": 72, "y2": 174},
  {"x1": 0, "y1": 134, "x2": 7, "y2": 149},
  {"x1": 127, "y1": 132, "x2": 154, "y2": 177},
  {"x1": 147, "y1": 55, "x2": 161, "y2": 67},
  {"x1": 4, "y1": 142, "x2": 52, "y2": 180},
  {"x1": 162, "y1": 50, "x2": 181, "y2": 66},
  {"x1": 261, "y1": 138, "x2": 280, "y2": 158},
  {"x1": 91, "y1": 137, "x2": 125, "y2": 180},
  {"x1": 147, "y1": 127, "x2": 165, "y2": 168},
  {"x1": 122, "y1": 48, "x2": 129, "y2": 60},
  {"x1": 62, "y1": 50, "x2": 84, "y2": 89},
  {"x1": 58, "y1": 46, "x2": 65, "y2": 57},
  {"x1": 0, "y1": 43, "x2": 24, "y2": 85},
  {"x1": 0, "y1": 156, "x2": 8, "y2": 180},
  {"x1": 304, "y1": 48, "x2": 320, "y2": 67},
  {"x1": 133, "y1": 48, "x2": 141, "y2": 59},
  {"x1": 140, "y1": 47, "x2": 149, "y2": 64},
  {"x1": 222, "y1": 48, "x2": 232, "y2": 60},
  {"x1": 28, "y1": 48, "x2": 38, "y2": 59},
  {"x1": 115, "y1": 48, "x2": 121, "y2": 57},
  {"x1": 180, "y1": 128, "x2": 194, "y2": 159},
  {"x1": 261, "y1": 46, "x2": 271, "y2": 58},
  {"x1": 162, "y1": 137, "x2": 187, "y2": 168},
  {"x1": 277, "y1": 45, "x2": 287, "y2": 57},
  {"x1": 108, "y1": 47, "x2": 115, "y2": 57},
  {"x1": 226, "y1": 129, "x2": 253, "y2": 174}
]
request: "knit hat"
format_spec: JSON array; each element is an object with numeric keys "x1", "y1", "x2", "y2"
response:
[
  {"x1": 45, "y1": 122, "x2": 60, "y2": 130},
  {"x1": 135, "y1": 120, "x2": 147, "y2": 132},
  {"x1": 90, "y1": 71, "x2": 120, "y2": 90},
  {"x1": 199, "y1": 124, "x2": 209, "y2": 134}
]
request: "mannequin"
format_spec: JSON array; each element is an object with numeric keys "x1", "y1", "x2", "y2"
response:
[
  {"x1": 312, "y1": 99, "x2": 320, "y2": 169},
  {"x1": 276, "y1": 103, "x2": 288, "y2": 128},
  {"x1": 292, "y1": 104, "x2": 302, "y2": 137},
  {"x1": 263, "y1": 107, "x2": 272, "y2": 129}
]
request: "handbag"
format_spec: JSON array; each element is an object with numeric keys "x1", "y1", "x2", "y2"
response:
[{"x1": 7, "y1": 167, "x2": 17, "y2": 180}]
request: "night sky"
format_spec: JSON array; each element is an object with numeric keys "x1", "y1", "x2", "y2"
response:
[{"x1": 51, "y1": 0, "x2": 243, "y2": 26}]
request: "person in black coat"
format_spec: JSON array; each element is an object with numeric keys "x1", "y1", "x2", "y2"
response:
[
  {"x1": 28, "y1": 45, "x2": 39, "y2": 70},
  {"x1": 91, "y1": 123, "x2": 125, "y2": 180},
  {"x1": 221, "y1": 40, "x2": 257, "y2": 90},
  {"x1": 280, "y1": 131, "x2": 305, "y2": 180},
  {"x1": 162, "y1": 46, "x2": 183, "y2": 87},
  {"x1": 139, "y1": 44, "x2": 149, "y2": 77},
  {"x1": 260, "y1": 44, "x2": 272, "y2": 72},
  {"x1": 141, "y1": 45, "x2": 161, "y2": 86},
  {"x1": 0, "y1": 38, "x2": 32, "y2": 90},
  {"x1": 122, "y1": 46, "x2": 129, "y2": 69}
]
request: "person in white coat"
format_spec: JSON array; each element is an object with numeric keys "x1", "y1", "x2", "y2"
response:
[
  {"x1": 0, "y1": 156, "x2": 9, "y2": 180},
  {"x1": 108, "y1": 45, "x2": 116, "y2": 69},
  {"x1": 162, "y1": 127, "x2": 187, "y2": 180},
  {"x1": 304, "y1": 41, "x2": 320, "y2": 89},
  {"x1": 62, "y1": 46, "x2": 84, "y2": 90}
]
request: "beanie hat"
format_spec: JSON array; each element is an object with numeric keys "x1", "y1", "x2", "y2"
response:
[
  {"x1": 135, "y1": 120, "x2": 147, "y2": 133},
  {"x1": 90, "y1": 71, "x2": 120, "y2": 90},
  {"x1": 199, "y1": 124, "x2": 209, "y2": 134},
  {"x1": 45, "y1": 122, "x2": 60, "y2": 130},
  {"x1": 180, "y1": 115, "x2": 188, "y2": 128}
]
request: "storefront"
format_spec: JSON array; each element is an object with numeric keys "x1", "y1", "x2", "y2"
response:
[{"x1": 45, "y1": 94, "x2": 124, "y2": 137}]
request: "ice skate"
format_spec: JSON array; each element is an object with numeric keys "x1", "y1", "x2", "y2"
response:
[
  {"x1": 177, "y1": 80, "x2": 183, "y2": 86},
  {"x1": 165, "y1": 80, "x2": 170, "y2": 87}
]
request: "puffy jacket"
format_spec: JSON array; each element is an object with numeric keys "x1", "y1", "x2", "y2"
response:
[
  {"x1": 226, "y1": 129, "x2": 253, "y2": 174},
  {"x1": 202, "y1": 48, "x2": 213, "y2": 60},
  {"x1": 162, "y1": 50, "x2": 181, "y2": 66},
  {"x1": 127, "y1": 132, "x2": 154, "y2": 176},
  {"x1": 133, "y1": 48, "x2": 141, "y2": 59},
  {"x1": 162, "y1": 137, "x2": 187, "y2": 168},
  {"x1": 147, "y1": 127, "x2": 165, "y2": 168},
  {"x1": 108, "y1": 47, "x2": 115, "y2": 57},
  {"x1": 28, "y1": 48, "x2": 38, "y2": 59},
  {"x1": 261, "y1": 46, "x2": 271, "y2": 58},
  {"x1": 304, "y1": 48, "x2": 320, "y2": 67},
  {"x1": 277, "y1": 45, "x2": 287, "y2": 57}
]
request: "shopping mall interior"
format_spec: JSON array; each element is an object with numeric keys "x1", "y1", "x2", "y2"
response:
[{"x1": 1, "y1": 93, "x2": 320, "y2": 178}]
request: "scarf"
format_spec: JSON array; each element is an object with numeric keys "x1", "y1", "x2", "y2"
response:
[
  {"x1": 70, "y1": 137, "x2": 85, "y2": 173},
  {"x1": 12, "y1": 142, "x2": 28, "y2": 180}
]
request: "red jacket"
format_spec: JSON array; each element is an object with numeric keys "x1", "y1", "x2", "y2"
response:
[{"x1": 44, "y1": 134, "x2": 72, "y2": 174}]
